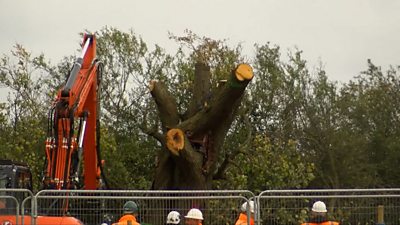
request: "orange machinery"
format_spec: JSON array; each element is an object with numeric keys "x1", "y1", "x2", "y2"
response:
[
  {"x1": 0, "y1": 34, "x2": 106, "y2": 225},
  {"x1": 43, "y1": 33, "x2": 106, "y2": 190}
]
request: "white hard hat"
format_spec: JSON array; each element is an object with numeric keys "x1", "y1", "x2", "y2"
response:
[
  {"x1": 184, "y1": 208, "x2": 204, "y2": 220},
  {"x1": 166, "y1": 211, "x2": 181, "y2": 224},
  {"x1": 312, "y1": 201, "x2": 327, "y2": 213},
  {"x1": 241, "y1": 200, "x2": 255, "y2": 213}
]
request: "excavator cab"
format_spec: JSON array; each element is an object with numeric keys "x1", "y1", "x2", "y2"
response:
[
  {"x1": 0, "y1": 160, "x2": 32, "y2": 214},
  {"x1": 0, "y1": 160, "x2": 32, "y2": 190}
]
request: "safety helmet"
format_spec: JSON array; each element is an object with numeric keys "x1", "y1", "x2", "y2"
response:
[
  {"x1": 123, "y1": 201, "x2": 139, "y2": 214},
  {"x1": 184, "y1": 208, "x2": 203, "y2": 220},
  {"x1": 166, "y1": 211, "x2": 181, "y2": 224},
  {"x1": 241, "y1": 200, "x2": 255, "y2": 213},
  {"x1": 312, "y1": 201, "x2": 327, "y2": 213}
]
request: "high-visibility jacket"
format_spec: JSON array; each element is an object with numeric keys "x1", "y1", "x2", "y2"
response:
[
  {"x1": 112, "y1": 214, "x2": 140, "y2": 225},
  {"x1": 301, "y1": 221, "x2": 339, "y2": 225},
  {"x1": 235, "y1": 213, "x2": 254, "y2": 225}
]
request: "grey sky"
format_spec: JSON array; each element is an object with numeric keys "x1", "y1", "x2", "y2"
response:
[{"x1": 1, "y1": 0, "x2": 399, "y2": 85}]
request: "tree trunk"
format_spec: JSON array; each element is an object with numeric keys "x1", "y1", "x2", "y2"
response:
[{"x1": 150, "y1": 63, "x2": 253, "y2": 190}]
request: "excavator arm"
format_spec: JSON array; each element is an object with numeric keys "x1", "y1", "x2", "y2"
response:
[{"x1": 43, "y1": 34, "x2": 105, "y2": 190}]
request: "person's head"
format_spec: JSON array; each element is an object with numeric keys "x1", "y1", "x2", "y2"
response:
[
  {"x1": 241, "y1": 200, "x2": 255, "y2": 217},
  {"x1": 310, "y1": 201, "x2": 328, "y2": 221},
  {"x1": 166, "y1": 211, "x2": 181, "y2": 225},
  {"x1": 123, "y1": 201, "x2": 139, "y2": 215},
  {"x1": 184, "y1": 208, "x2": 203, "y2": 225}
]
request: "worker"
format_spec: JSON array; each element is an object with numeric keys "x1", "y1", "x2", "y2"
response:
[
  {"x1": 235, "y1": 200, "x2": 255, "y2": 225},
  {"x1": 112, "y1": 201, "x2": 140, "y2": 225},
  {"x1": 184, "y1": 208, "x2": 204, "y2": 225},
  {"x1": 166, "y1": 211, "x2": 181, "y2": 225},
  {"x1": 301, "y1": 201, "x2": 339, "y2": 225}
]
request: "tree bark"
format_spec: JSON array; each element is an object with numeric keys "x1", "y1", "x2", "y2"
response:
[
  {"x1": 149, "y1": 80, "x2": 179, "y2": 131},
  {"x1": 150, "y1": 63, "x2": 253, "y2": 190},
  {"x1": 184, "y1": 63, "x2": 211, "y2": 119}
]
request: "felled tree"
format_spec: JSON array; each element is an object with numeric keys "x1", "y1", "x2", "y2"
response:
[{"x1": 149, "y1": 34, "x2": 254, "y2": 189}]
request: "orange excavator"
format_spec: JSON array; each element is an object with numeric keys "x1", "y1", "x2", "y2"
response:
[
  {"x1": 0, "y1": 33, "x2": 107, "y2": 225},
  {"x1": 42, "y1": 33, "x2": 106, "y2": 191}
]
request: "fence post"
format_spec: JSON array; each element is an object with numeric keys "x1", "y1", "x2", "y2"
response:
[{"x1": 377, "y1": 205, "x2": 385, "y2": 225}]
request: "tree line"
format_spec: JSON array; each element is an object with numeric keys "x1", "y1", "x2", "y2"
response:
[{"x1": 0, "y1": 27, "x2": 399, "y2": 192}]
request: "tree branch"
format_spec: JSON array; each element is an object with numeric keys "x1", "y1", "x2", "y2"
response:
[
  {"x1": 149, "y1": 80, "x2": 180, "y2": 131},
  {"x1": 178, "y1": 64, "x2": 254, "y2": 137},
  {"x1": 142, "y1": 126, "x2": 164, "y2": 145},
  {"x1": 184, "y1": 63, "x2": 211, "y2": 119},
  {"x1": 213, "y1": 112, "x2": 253, "y2": 180},
  {"x1": 212, "y1": 155, "x2": 231, "y2": 180}
]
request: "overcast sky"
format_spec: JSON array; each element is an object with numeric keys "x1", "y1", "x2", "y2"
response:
[{"x1": 1, "y1": 0, "x2": 399, "y2": 86}]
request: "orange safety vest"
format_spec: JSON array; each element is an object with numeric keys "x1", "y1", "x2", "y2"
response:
[
  {"x1": 235, "y1": 213, "x2": 254, "y2": 225},
  {"x1": 112, "y1": 214, "x2": 140, "y2": 225},
  {"x1": 301, "y1": 222, "x2": 339, "y2": 225}
]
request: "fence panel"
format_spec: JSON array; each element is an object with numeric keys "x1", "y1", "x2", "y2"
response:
[
  {"x1": 32, "y1": 188, "x2": 400, "y2": 225},
  {"x1": 35, "y1": 190, "x2": 255, "y2": 225},
  {"x1": 257, "y1": 189, "x2": 400, "y2": 225},
  {"x1": 0, "y1": 188, "x2": 34, "y2": 225}
]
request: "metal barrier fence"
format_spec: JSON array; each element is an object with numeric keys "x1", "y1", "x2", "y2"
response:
[
  {"x1": 35, "y1": 190, "x2": 255, "y2": 225},
  {"x1": 1, "y1": 189, "x2": 400, "y2": 225},
  {"x1": 258, "y1": 189, "x2": 400, "y2": 225},
  {"x1": 0, "y1": 189, "x2": 34, "y2": 225}
]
